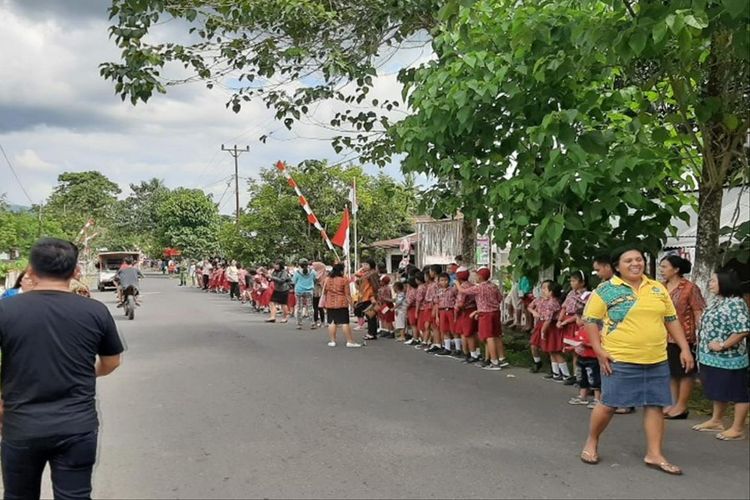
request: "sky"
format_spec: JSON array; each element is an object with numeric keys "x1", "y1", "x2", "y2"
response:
[{"x1": 0, "y1": 0, "x2": 432, "y2": 215}]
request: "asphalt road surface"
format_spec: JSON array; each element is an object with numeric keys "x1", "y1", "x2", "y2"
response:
[{"x1": 25, "y1": 276, "x2": 750, "y2": 498}]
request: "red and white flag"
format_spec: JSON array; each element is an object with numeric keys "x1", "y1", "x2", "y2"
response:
[
  {"x1": 330, "y1": 207, "x2": 350, "y2": 256},
  {"x1": 348, "y1": 180, "x2": 358, "y2": 215}
]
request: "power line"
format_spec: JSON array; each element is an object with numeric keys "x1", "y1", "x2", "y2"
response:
[
  {"x1": 0, "y1": 142, "x2": 34, "y2": 205},
  {"x1": 221, "y1": 144, "x2": 250, "y2": 224}
]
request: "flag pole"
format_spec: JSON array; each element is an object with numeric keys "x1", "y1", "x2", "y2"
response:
[{"x1": 352, "y1": 179, "x2": 359, "y2": 272}]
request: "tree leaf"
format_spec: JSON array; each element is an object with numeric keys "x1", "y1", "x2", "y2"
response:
[
  {"x1": 722, "y1": 0, "x2": 748, "y2": 18},
  {"x1": 628, "y1": 30, "x2": 647, "y2": 56}
]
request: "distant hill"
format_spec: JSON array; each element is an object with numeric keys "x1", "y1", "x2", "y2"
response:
[{"x1": 7, "y1": 204, "x2": 30, "y2": 213}]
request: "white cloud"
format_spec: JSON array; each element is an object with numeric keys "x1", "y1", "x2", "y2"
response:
[{"x1": 0, "y1": 1, "x2": 433, "y2": 216}]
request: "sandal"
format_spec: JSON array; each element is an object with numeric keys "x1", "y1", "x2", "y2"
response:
[
  {"x1": 363, "y1": 334, "x2": 377, "y2": 340},
  {"x1": 691, "y1": 422, "x2": 725, "y2": 433},
  {"x1": 644, "y1": 461, "x2": 682, "y2": 476},
  {"x1": 716, "y1": 432, "x2": 745, "y2": 441},
  {"x1": 265, "y1": 319, "x2": 276, "y2": 323},
  {"x1": 580, "y1": 450, "x2": 599, "y2": 465}
]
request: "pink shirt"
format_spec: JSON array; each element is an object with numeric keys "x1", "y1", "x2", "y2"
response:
[
  {"x1": 435, "y1": 286, "x2": 458, "y2": 309},
  {"x1": 423, "y1": 282, "x2": 438, "y2": 309},
  {"x1": 531, "y1": 297, "x2": 561, "y2": 322},
  {"x1": 406, "y1": 286, "x2": 418, "y2": 308},
  {"x1": 378, "y1": 284, "x2": 393, "y2": 302},
  {"x1": 415, "y1": 284, "x2": 427, "y2": 310},
  {"x1": 456, "y1": 282, "x2": 477, "y2": 310},
  {"x1": 461, "y1": 281, "x2": 502, "y2": 313}
]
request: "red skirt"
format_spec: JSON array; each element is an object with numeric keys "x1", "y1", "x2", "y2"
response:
[
  {"x1": 378, "y1": 301, "x2": 395, "y2": 322},
  {"x1": 438, "y1": 309, "x2": 455, "y2": 335},
  {"x1": 259, "y1": 283, "x2": 274, "y2": 307},
  {"x1": 456, "y1": 308, "x2": 478, "y2": 337},
  {"x1": 418, "y1": 308, "x2": 433, "y2": 332},
  {"x1": 477, "y1": 311, "x2": 501, "y2": 341},
  {"x1": 407, "y1": 307, "x2": 418, "y2": 327},
  {"x1": 559, "y1": 321, "x2": 578, "y2": 353},
  {"x1": 531, "y1": 322, "x2": 564, "y2": 353},
  {"x1": 287, "y1": 292, "x2": 296, "y2": 308}
]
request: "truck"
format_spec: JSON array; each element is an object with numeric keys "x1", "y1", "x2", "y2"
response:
[{"x1": 96, "y1": 251, "x2": 141, "y2": 291}]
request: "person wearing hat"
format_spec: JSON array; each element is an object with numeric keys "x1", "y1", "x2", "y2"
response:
[
  {"x1": 292, "y1": 258, "x2": 318, "y2": 329},
  {"x1": 456, "y1": 267, "x2": 509, "y2": 370}
]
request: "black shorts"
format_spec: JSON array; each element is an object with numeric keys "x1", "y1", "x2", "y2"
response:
[
  {"x1": 326, "y1": 307, "x2": 350, "y2": 325},
  {"x1": 577, "y1": 357, "x2": 601, "y2": 390},
  {"x1": 667, "y1": 342, "x2": 696, "y2": 378},
  {"x1": 271, "y1": 290, "x2": 289, "y2": 305}
]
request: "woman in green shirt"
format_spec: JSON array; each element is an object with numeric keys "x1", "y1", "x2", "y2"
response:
[{"x1": 692, "y1": 270, "x2": 749, "y2": 441}]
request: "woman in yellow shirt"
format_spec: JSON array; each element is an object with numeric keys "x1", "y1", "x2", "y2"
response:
[{"x1": 579, "y1": 247, "x2": 694, "y2": 475}]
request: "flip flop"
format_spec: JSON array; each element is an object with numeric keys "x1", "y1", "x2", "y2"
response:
[
  {"x1": 580, "y1": 450, "x2": 599, "y2": 465},
  {"x1": 716, "y1": 432, "x2": 745, "y2": 441},
  {"x1": 644, "y1": 461, "x2": 682, "y2": 475},
  {"x1": 691, "y1": 423, "x2": 725, "y2": 433}
]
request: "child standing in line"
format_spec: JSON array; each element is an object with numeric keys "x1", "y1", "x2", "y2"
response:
[
  {"x1": 455, "y1": 267, "x2": 481, "y2": 363},
  {"x1": 416, "y1": 270, "x2": 434, "y2": 349},
  {"x1": 422, "y1": 265, "x2": 442, "y2": 353},
  {"x1": 393, "y1": 281, "x2": 408, "y2": 342},
  {"x1": 557, "y1": 271, "x2": 590, "y2": 385},
  {"x1": 529, "y1": 280, "x2": 570, "y2": 382},
  {"x1": 434, "y1": 272, "x2": 459, "y2": 357},
  {"x1": 378, "y1": 275, "x2": 396, "y2": 338},
  {"x1": 567, "y1": 312, "x2": 601, "y2": 408},
  {"x1": 404, "y1": 274, "x2": 422, "y2": 345},
  {"x1": 457, "y1": 268, "x2": 508, "y2": 370}
]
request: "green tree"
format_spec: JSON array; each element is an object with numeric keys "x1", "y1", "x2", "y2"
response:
[
  {"x1": 156, "y1": 188, "x2": 221, "y2": 258},
  {"x1": 45, "y1": 171, "x2": 122, "y2": 237},
  {"x1": 394, "y1": 0, "x2": 692, "y2": 276},
  {"x1": 108, "y1": 178, "x2": 171, "y2": 255},
  {"x1": 219, "y1": 161, "x2": 417, "y2": 264}
]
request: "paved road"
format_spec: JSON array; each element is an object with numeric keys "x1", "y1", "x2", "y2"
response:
[{"x1": 29, "y1": 276, "x2": 750, "y2": 498}]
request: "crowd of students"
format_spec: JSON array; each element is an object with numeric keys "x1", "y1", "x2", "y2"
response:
[{"x1": 188, "y1": 249, "x2": 749, "y2": 461}]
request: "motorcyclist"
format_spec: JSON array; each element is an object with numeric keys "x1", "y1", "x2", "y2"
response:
[{"x1": 115, "y1": 257, "x2": 143, "y2": 307}]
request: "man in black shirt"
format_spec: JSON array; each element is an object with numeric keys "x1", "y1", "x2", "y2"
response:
[{"x1": 0, "y1": 238, "x2": 124, "y2": 499}]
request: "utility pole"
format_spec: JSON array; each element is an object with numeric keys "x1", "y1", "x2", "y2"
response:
[{"x1": 221, "y1": 144, "x2": 250, "y2": 224}]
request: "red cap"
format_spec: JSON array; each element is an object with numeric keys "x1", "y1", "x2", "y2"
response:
[
  {"x1": 476, "y1": 268, "x2": 491, "y2": 281},
  {"x1": 381, "y1": 275, "x2": 391, "y2": 285},
  {"x1": 456, "y1": 270, "x2": 470, "y2": 281}
]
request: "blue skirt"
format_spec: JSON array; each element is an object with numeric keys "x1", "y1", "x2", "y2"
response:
[
  {"x1": 699, "y1": 364, "x2": 750, "y2": 403},
  {"x1": 601, "y1": 361, "x2": 672, "y2": 408}
]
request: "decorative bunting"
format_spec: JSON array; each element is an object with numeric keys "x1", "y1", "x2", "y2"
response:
[{"x1": 276, "y1": 161, "x2": 335, "y2": 252}]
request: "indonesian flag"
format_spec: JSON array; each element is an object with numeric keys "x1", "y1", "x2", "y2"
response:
[{"x1": 330, "y1": 207, "x2": 350, "y2": 255}]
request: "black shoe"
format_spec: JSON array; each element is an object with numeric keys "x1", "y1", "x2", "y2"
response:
[
  {"x1": 465, "y1": 356, "x2": 479, "y2": 364},
  {"x1": 426, "y1": 345, "x2": 441, "y2": 353},
  {"x1": 543, "y1": 373, "x2": 555, "y2": 379},
  {"x1": 552, "y1": 374, "x2": 564, "y2": 383},
  {"x1": 478, "y1": 360, "x2": 491, "y2": 368},
  {"x1": 563, "y1": 376, "x2": 577, "y2": 386},
  {"x1": 451, "y1": 350, "x2": 466, "y2": 360},
  {"x1": 435, "y1": 348, "x2": 452, "y2": 356},
  {"x1": 497, "y1": 358, "x2": 510, "y2": 368},
  {"x1": 530, "y1": 361, "x2": 542, "y2": 373}
]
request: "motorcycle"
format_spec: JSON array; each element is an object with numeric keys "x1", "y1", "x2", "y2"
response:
[{"x1": 122, "y1": 285, "x2": 138, "y2": 320}]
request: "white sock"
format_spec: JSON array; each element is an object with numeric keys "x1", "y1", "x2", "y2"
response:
[
  {"x1": 444, "y1": 339, "x2": 452, "y2": 350},
  {"x1": 453, "y1": 338, "x2": 463, "y2": 351},
  {"x1": 559, "y1": 363, "x2": 571, "y2": 377},
  {"x1": 472, "y1": 349, "x2": 481, "y2": 358},
  {"x1": 533, "y1": 356, "x2": 542, "y2": 363},
  {"x1": 551, "y1": 362, "x2": 561, "y2": 376},
  {"x1": 491, "y1": 359, "x2": 499, "y2": 365}
]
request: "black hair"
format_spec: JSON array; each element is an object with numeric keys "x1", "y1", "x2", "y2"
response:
[
  {"x1": 407, "y1": 277, "x2": 419, "y2": 288},
  {"x1": 377, "y1": 263, "x2": 388, "y2": 274},
  {"x1": 29, "y1": 238, "x2": 79, "y2": 280},
  {"x1": 330, "y1": 263, "x2": 345, "y2": 278},
  {"x1": 414, "y1": 271, "x2": 425, "y2": 284},
  {"x1": 365, "y1": 259, "x2": 377, "y2": 270},
  {"x1": 12, "y1": 270, "x2": 26, "y2": 289},
  {"x1": 124, "y1": 257, "x2": 133, "y2": 265},
  {"x1": 611, "y1": 246, "x2": 646, "y2": 276},
  {"x1": 438, "y1": 272, "x2": 451, "y2": 281},
  {"x1": 715, "y1": 269, "x2": 743, "y2": 298},
  {"x1": 394, "y1": 281, "x2": 405, "y2": 292},
  {"x1": 593, "y1": 254, "x2": 613, "y2": 267},
  {"x1": 248, "y1": 268, "x2": 257, "y2": 275},
  {"x1": 569, "y1": 270, "x2": 588, "y2": 288},
  {"x1": 429, "y1": 264, "x2": 442, "y2": 276},
  {"x1": 541, "y1": 279, "x2": 562, "y2": 299},
  {"x1": 661, "y1": 255, "x2": 692, "y2": 276},
  {"x1": 455, "y1": 255, "x2": 463, "y2": 262},
  {"x1": 276, "y1": 260, "x2": 285, "y2": 268}
]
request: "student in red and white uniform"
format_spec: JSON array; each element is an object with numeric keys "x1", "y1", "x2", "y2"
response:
[
  {"x1": 455, "y1": 267, "x2": 481, "y2": 363},
  {"x1": 556, "y1": 271, "x2": 590, "y2": 385},
  {"x1": 433, "y1": 272, "x2": 459, "y2": 357},
  {"x1": 404, "y1": 275, "x2": 421, "y2": 345},
  {"x1": 529, "y1": 280, "x2": 571, "y2": 382},
  {"x1": 457, "y1": 268, "x2": 508, "y2": 370},
  {"x1": 413, "y1": 272, "x2": 429, "y2": 348},
  {"x1": 378, "y1": 275, "x2": 395, "y2": 338},
  {"x1": 422, "y1": 265, "x2": 442, "y2": 353}
]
